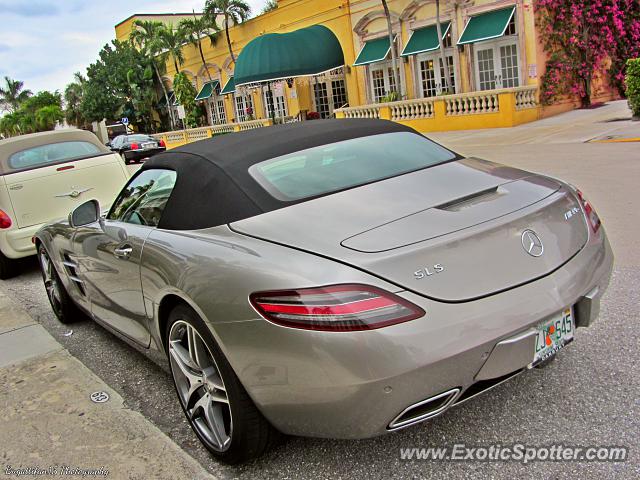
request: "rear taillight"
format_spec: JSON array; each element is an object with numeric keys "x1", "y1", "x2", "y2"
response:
[
  {"x1": 0, "y1": 209, "x2": 12, "y2": 229},
  {"x1": 131, "y1": 143, "x2": 140, "y2": 150},
  {"x1": 159, "y1": 139, "x2": 166, "y2": 147},
  {"x1": 576, "y1": 189, "x2": 601, "y2": 233},
  {"x1": 250, "y1": 284, "x2": 425, "y2": 332}
]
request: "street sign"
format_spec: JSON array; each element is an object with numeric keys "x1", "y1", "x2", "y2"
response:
[
  {"x1": 121, "y1": 117, "x2": 129, "y2": 125},
  {"x1": 177, "y1": 106, "x2": 186, "y2": 120}
]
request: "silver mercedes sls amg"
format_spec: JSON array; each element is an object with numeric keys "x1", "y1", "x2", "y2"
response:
[{"x1": 36, "y1": 119, "x2": 613, "y2": 463}]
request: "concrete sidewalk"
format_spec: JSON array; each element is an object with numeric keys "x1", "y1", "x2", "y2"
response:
[{"x1": 0, "y1": 290, "x2": 214, "y2": 480}]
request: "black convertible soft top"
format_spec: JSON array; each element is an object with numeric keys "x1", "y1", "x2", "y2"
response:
[{"x1": 142, "y1": 119, "x2": 416, "y2": 230}]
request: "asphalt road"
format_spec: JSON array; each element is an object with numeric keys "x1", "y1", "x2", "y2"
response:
[{"x1": 2, "y1": 103, "x2": 638, "y2": 479}]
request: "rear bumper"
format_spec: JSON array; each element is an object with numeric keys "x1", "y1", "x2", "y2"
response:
[
  {"x1": 0, "y1": 223, "x2": 44, "y2": 258},
  {"x1": 124, "y1": 148, "x2": 165, "y2": 162},
  {"x1": 219, "y1": 229, "x2": 613, "y2": 439}
]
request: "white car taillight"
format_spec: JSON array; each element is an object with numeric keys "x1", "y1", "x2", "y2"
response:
[{"x1": 250, "y1": 284, "x2": 425, "y2": 332}]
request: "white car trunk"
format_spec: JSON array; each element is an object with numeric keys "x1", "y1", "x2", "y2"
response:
[{"x1": 4, "y1": 153, "x2": 128, "y2": 228}]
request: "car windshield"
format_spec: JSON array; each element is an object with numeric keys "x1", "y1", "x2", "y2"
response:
[
  {"x1": 8, "y1": 141, "x2": 102, "y2": 170},
  {"x1": 248, "y1": 132, "x2": 457, "y2": 201}
]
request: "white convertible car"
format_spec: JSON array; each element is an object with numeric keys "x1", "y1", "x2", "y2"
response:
[{"x1": 0, "y1": 129, "x2": 130, "y2": 278}]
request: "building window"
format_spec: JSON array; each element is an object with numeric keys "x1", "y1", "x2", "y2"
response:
[
  {"x1": 311, "y1": 77, "x2": 348, "y2": 118},
  {"x1": 368, "y1": 62, "x2": 402, "y2": 103},
  {"x1": 505, "y1": 13, "x2": 517, "y2": 36},
  {"x1": 313, "y1": 82, "x2": 330, "y2": 118},
  {"x1": 371, "y1": 68, "x2": 386, "y2": 102},
  {"x1": 476, "y1": 48, "x2": 496, "y2": 91},
  {"x1": 331, "y1": 79, "x2": 348, "y2": 110},
  {"x1": 264, "y1": 89, "x2": 287, "y2": 118},
  {"x1": 217, "y1": 99, "x2": 227, "y2": 124},
  {"x1": 417, "y1": 53, "x2": 456, "y2": 97},
  {"x1": 420, "y1": 59, "x2": 438, "y2": 98},
  {"x1": 499, "y1": 44, "x2": 519, "y2": 88},
  {"x1": 208, "y1": 95, "x2": 228, "y2": 125},
  {"x1": 442, "y1": 29, "x2": 453, "y2": 48},
  {"x1": 439, "y1": 56, "x2": 456, "y2": 94},
  {"x1": 472, "y1": 10, "x2": 521, "y2": 90},
  {"x1": 235, "y1": 94, "x2": 254, "y2": 122},
  {"x1": 211, "y1": 98, "x2": 226, "y2": 124}
]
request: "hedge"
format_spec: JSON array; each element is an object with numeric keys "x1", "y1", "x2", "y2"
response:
[{"x1": 626, "y1": 58, "x2": 640, "y2": 118}]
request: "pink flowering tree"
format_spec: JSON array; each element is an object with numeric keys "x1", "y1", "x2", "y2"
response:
[
  {"x1": 535, "y1": 0, "x2": 627, "y2": 107},
  {"x1": 608, "y1": 0, "x2": 640, "y2": 96}
]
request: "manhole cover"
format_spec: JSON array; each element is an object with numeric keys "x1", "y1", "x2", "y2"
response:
[{"x1": 90, "y1": 391, "x2": 110, "y2": 403}]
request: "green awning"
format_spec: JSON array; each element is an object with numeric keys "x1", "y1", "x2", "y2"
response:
[
  {"x1": 353, "y1": 36, "x2": 392, "y2": 66},
  {"x1": 194, "y1": 80, "x2": 220, "y2": 101},
  {"x1": 401, "y1": 22, "x2": 451, "y2": 56},
  {"x1": 220, "y1": 77, "x2": 235, "y2": 95},
  {"x1": 457, "y1": 7, "x2": 515, "y2": 45},
  {"x1": 234, "y1": 25, "x2": 344, "y2": 86}
]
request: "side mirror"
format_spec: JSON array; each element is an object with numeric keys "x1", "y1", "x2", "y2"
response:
[
  {"x1": 69, "y1": 200, "x2": 100, "y2": 227},
  {"x1": 105, "y1": 141, "x2": 111, "y2": 147}
]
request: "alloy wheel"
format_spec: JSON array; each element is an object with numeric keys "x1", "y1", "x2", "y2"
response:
[
  {"x1": 39, "y1": 248, "x2": 62, "y2": 315},
  {"x1": 168, "y1": 320, "x2": 232, "y2": 452}
]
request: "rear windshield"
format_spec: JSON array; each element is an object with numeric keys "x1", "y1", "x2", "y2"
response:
[
  {"x1": 127, "y1": 135, "x2": 154, "y2": 142},
  {"x1": 8, "y1": 141, "x2": 102, "y2": 170},
  {"x1": 248, "y1": 132, "x2": 457, "y2": 201}
]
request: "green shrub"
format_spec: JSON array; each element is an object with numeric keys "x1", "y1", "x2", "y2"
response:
[
  {"x1": 626, "y1": 58, "x2": 640, "y2": 118},
  {"x1": 380, "y1": 91, "x2": 400, "y2": 103}
]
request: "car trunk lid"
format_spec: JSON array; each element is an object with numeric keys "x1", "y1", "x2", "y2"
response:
[
  {"x1": 5, "y1": 153, "x2": 128, "y2": 228},
  {"x1": 231, "y1": 158, "x2": 588, "y2": 302}
]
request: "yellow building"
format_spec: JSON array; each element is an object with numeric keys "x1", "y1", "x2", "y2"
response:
[{"x1": 115, "y1": 0, "x2": 618, "y2": 139}]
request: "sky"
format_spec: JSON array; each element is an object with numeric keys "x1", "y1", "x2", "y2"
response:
[{"x1": 0, "y1": 0, "x2": 268, "y2": 95}]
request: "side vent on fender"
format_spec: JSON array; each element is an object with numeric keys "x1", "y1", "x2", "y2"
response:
[{"x1": 62, "y1": 254, "x2": 85, "y2": 296}]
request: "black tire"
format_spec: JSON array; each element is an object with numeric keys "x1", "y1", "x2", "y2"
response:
[
  {"x1": 0, "y1": 250, "x2": 18, "y2": 280},
  {"x1": 38, "y1": 245, "x2": 80, "y2": 324},
  {"x1": 165, "y1": 305, "x2": 279, "y2": 464}
]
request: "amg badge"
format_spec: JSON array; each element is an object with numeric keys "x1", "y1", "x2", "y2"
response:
[{"x1": 414, "y1": 264, "x2": 445, "y2": 280}]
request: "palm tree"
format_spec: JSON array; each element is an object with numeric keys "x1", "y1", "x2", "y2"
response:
[
  {"x1": 64, "y1": 72, "x2": 87, "y2": 128},
  {"x1": 35, "y1": 105, "x2": 64, "y2": 131},
  {"x1": 261, "y1": 0, "x2": 278, "y2": 14},
  {"x1": 0, "y1": 112, "x2": 20, "y2": 137},
  {"x1": 179, "y1": 13, "x2": 219, "y2": 81},
  {"x1": 436, "y1": 0, "x2": 452, "y2": 94},
  {"x1": 158, "y1": 23, "x2": 186, "y2": 74},
  {"x1": 0, "y1": 77, "x2": 32, "y2": 113},
  {"x1": 131, "y1": 20, "x2": 176, "y2": 129},
  {"x1": 381, "y1": 1, "x2": 401, "y2": 98},
  {"x1": 204, "y1": 0, "x2": 251, "y2": 64}
]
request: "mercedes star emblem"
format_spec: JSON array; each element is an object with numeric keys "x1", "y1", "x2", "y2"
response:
[{"x1": 521, "y1": 229, "x2": 544, "y2": 257}]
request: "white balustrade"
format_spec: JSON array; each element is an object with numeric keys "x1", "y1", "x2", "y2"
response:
[
  {"x1": 390, "y1": 98, "x2": 435, "y2": 121},
  {"x1": 238, "y1": 119, "x2": 269, "y2": 131},
  {"x1": 211, "y1": 124, "x2": 235, "y2": 134},
  {"x1": 514, "y1": 86, "x2": 538, "y2": 110},
  {"x1": 444, "y1": 91, "x2": 500, "y2": 116},
  {"x1": 338, "y1": 105, "x2": 381, "y2": 119},
  {"x1": 337, "y1": 86, "x2": 538, "y2": 120}
]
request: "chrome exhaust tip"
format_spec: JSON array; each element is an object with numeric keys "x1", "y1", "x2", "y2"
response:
[{"x1": 388, "y1": 388, "x2": 460, "y2": 430}]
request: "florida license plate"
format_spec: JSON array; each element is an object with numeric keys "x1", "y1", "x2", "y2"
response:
[{"x1": 532, "y1": 308, "x2": 574, "y2": 366}]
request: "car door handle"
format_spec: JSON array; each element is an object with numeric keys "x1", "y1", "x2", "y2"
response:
[{"x1": 113, "y1": 245, "x2": 133, "y2": 259}]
